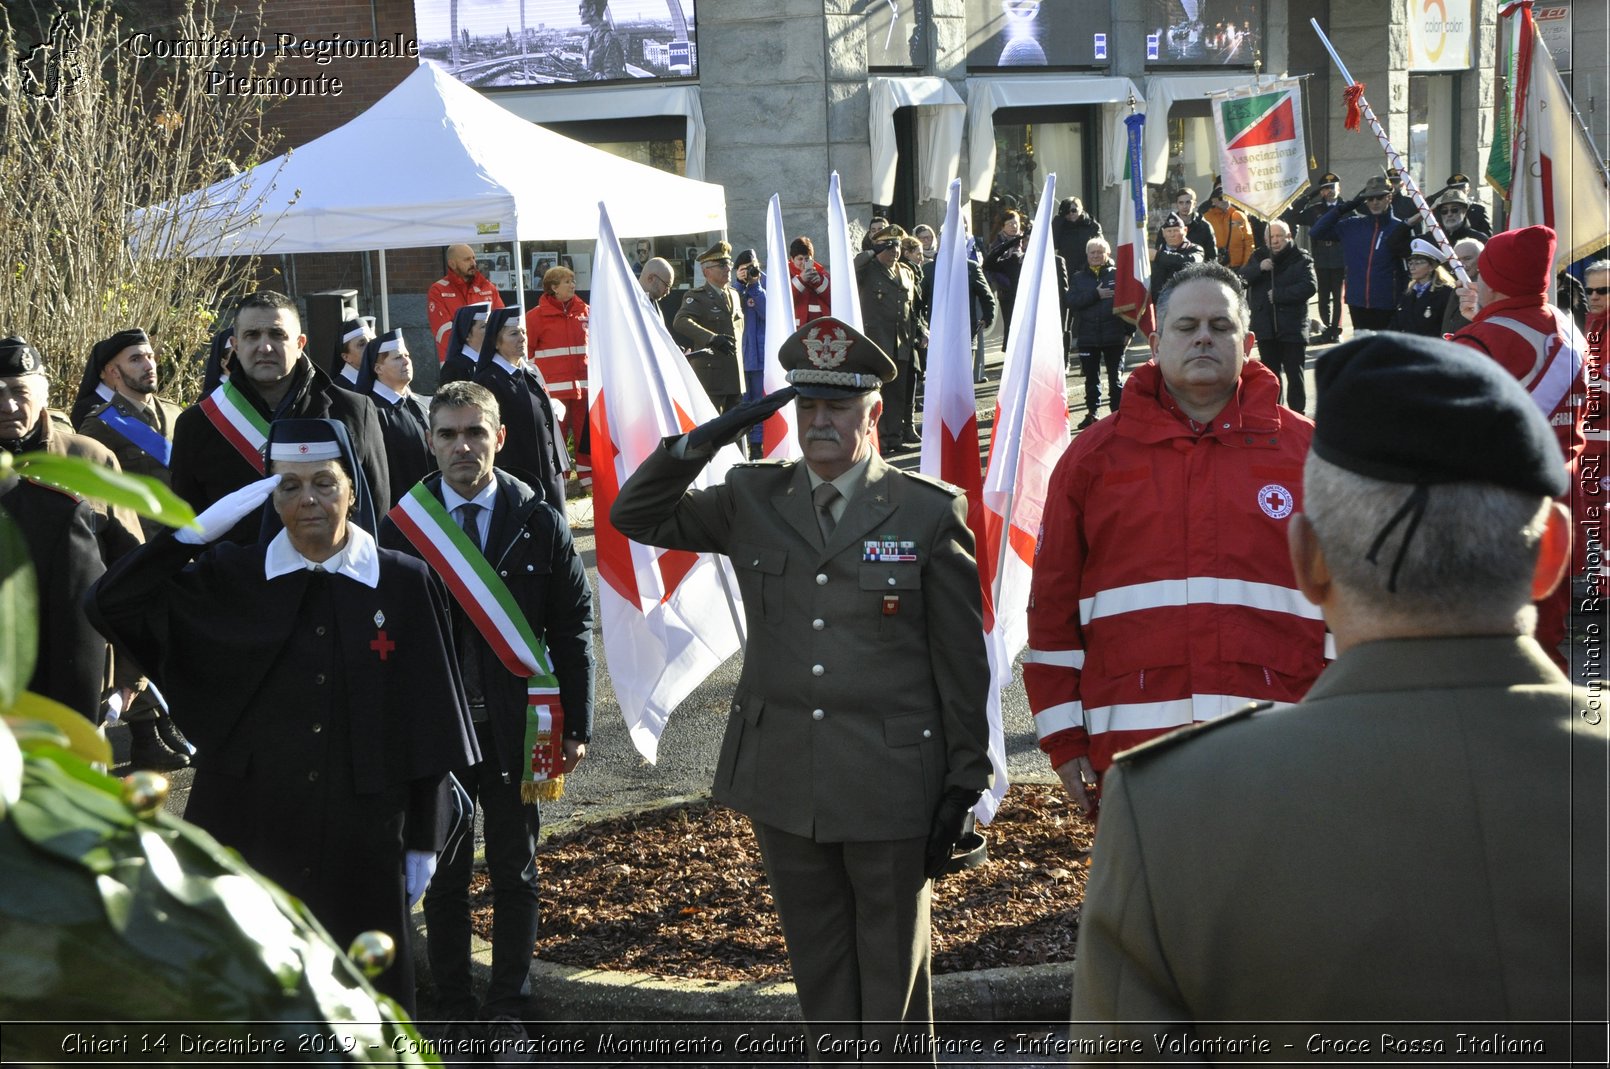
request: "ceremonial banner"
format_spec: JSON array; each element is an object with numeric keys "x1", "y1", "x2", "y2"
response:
[
  {"x1": 588, "y1": 202, "x2": 747, "y2": 762},
  {"x1": 760, "y1": 194, "x2": 802, "y2": 460},
  {"x1": 826, "y1": 172, "x2": 865, "y2": 331},
  {"x1": 1113, "y1": 113, "x2": 1154, "y2": 335},
  {"x1": 1211, "y1": 78, "x2": 1309, "y2": 220},
  {"x1": 1494, "y1": 1, "x2": 1610, "y2": 266}
]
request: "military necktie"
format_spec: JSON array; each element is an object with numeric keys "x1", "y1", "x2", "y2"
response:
[{"x1": 813, "y1": 482, "x2": 840, "y2": 546}]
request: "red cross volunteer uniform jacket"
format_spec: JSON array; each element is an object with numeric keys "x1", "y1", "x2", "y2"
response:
[
  {"x1": 1025, "y1": 359, "x2": 1328, "y2": 775},
  {"x1": 428, "y1": 270, "x2": 504, "y2": 363}
]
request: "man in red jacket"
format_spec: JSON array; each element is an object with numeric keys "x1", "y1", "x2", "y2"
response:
[
  {"x1": 1451, "y1": 225, "x2": 1588, "y2": 671},
  {"x1": 428, "y1": 243, "x2": 505, "y2": 363},
  {"x1": 1025, "y1": 262, "x2": 1327, "y2": 815}
]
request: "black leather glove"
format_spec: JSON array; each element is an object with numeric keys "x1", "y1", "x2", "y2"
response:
[
  {"x1": 709, "y1": 334, "x2": 737, "y2": 358},
  {"x1": 683, "y1": 387, "x2": 796, "y2": 452},
  {"x1": 924, "y1": 787, "x2": 981, "y2": 879}
]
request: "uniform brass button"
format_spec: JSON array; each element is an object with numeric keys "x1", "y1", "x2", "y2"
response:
[
  {"x1": 314, "y1": 672, "x2": 326, "y2": 685},
  {"x1": 812, "y1": 709, "x2": 824, "y2": 720},
  {"x1": 752, "y1": 559, "x2": 760, "y2": 566},
  {"x1": 922, "y1": 729, "x2": 932, "y2": 739},
  {"x1": 812, "y1": 664, "x2": 824, "y2": 676},
  {"x1": 315, "y1": 625, "x2": 326, "y2": 636},
  {"x1": 812, "y1": 618, "x2": 824, "y2": 630},
  {"x1": 887, "y1": 577, "x2": 897, "y2": 586},
  {"x1": 311, "y1": 723, "x2": 322, "y2": 734},
  {"x1": 307, "y1": 770, "x2": 319, "y2": 782},
  {"x1": 526, "y1": 565, "x2": 534, "y2": 572},
  {"x1": 815, "y1": 573, "x2": 827, "y2": 585}
]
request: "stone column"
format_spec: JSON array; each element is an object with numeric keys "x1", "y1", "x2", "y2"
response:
[{"x1": 1323, "y1": 3, "x2": 1412, "y2": 193}]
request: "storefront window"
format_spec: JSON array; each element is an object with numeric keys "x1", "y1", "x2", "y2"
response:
[
  {"x1": 983, "y1": 115, "x2": 1089, "y2": 240},
  {"x1": 1408, "y1": 74, "x2": 1457, "y2": 192},
  {"x1": 1152, "y1": 103, "x2": 1216, "y2": 227}
]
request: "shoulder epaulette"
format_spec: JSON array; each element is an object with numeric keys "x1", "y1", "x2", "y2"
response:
[
  {"x1": 1113, "y1": 700, "x2": 1280, "y2": 765},
  {"x1": 903, "y1": 470, "x2": 965, "y2": 497}
]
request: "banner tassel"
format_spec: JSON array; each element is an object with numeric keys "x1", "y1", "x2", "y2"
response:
[{"x1": 1343, "y1": 83, "x2": 1366, "y2": 131}]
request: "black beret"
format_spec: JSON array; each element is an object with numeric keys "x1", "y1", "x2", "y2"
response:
[
  {"x1": 1313, "y1": 334, "x2": 1566, "y2": 498},
  {"x1": 0, "y1": 336, "x2": 44, "y2": 376}
]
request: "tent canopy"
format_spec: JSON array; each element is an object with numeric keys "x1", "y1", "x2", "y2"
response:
[{"x1": 140, "y1": 62, "x2": 727, "y2": 256}]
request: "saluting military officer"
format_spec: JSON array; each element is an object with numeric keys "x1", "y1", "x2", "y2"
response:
[
  {"x1": 612, "y1": 317, "x2": 993, "y2": 1066},
  {"x1": 1068, "y1": 333, "x2": 1607, "y2": 1052},
  {"x1": 672, "y1": 240, "x2": 746, "y2": 413},
  {"x1": 855, "y1": 224, "x2": 923, "y2": 449}
]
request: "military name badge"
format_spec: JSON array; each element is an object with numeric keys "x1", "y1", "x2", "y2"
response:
[{"x1": 863, "y1": 539, "x2": 918, "y2": 562}]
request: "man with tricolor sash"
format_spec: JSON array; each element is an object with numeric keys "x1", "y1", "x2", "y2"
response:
[
  {"x1": 169, "y1": 291, "x2": 390, "y2": 546},
  {"x1": 380, "y1": 379, "x2": 593, "y2": 1047}
]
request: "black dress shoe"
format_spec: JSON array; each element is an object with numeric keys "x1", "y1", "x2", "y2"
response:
[
  {"x1": 1077, "y1": 412, "x2": 1098, "y2": 429},
  {"x1": 127, "y1": 733, "x2": 190, "y2": 772},
  {"x1": 901, "y1": 430, "x2": 922, "y2": 446},
  {"x1": 156, "y1": 716, "x2": 195, "y2": 756}
]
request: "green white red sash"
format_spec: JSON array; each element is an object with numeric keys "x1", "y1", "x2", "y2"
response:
[
  {"x1": 387, "y1": 482, "x2": 566, "y2": 801},
  {"x1": 199, "y1": 380, "x2": 270, "y2": 473}
]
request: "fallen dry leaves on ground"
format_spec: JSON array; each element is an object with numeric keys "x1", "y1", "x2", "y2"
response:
[{"x1": 469, "y1": 786, "x2": 1094, "y2": 982}]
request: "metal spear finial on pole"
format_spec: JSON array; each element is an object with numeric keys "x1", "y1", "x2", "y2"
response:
[{"x1": 1310, "y1": 18, "x2": 1471, "y2": 287}]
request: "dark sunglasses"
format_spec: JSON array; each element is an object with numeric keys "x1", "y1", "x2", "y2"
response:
[{"x1": 1587, "y1": 286, "x2": 1610, "y2": 296}]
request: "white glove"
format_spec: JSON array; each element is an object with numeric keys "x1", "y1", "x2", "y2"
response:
[
  {"x1": 405, "y1": 849, "x2": 437, "y2": 908},
  {"x1": 550, "y1": 397, "x2": 566, "y2": 424},
  {"x1": 176, "y1": 474, "x2": 281, "y2": 545}
]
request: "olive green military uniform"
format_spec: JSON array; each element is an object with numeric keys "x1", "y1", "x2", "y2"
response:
[
  {"x1": 855, "y1": 251, "x2": 921, "y2": 444},
  {"x1": 673, "y1": 284, "x2": 745, "y2": 413},
  {"x1": 77, "y1": 392, "x2": 184, "y2": 540},
  {"x1": 613, "y1": 444, "x2": 993, "y2": 1064},
  {"x1": 1068, "y1": 635, "x2": 1607, "y2": 1055}
]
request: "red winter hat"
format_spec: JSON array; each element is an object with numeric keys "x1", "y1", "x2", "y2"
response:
[{"x1": 1477, "y1": 225, "x2": 1556, "y2": 297}]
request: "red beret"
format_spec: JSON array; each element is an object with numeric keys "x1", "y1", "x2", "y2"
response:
[{"x1": 1477, "y1": 225, "x2": 1556, "y2": 297}]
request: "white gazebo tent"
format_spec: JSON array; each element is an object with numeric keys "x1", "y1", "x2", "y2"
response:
[{"x1": 136, "y1": 61, "x2": 728, "y2": 323}]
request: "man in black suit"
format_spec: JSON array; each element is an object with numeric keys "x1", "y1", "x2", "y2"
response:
[{"x1": 380, "y1": 380, "x2": 593, "y2": 1049}]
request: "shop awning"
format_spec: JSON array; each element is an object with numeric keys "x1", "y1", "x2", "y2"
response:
[
  {"x1": 965, "y1": 76, "x2": 1143, "y2": 201},
  {"x1": 868, "y1": 76, "x2": 966, "y2": 206},
  {"x1": 1141, "y1": 73, "x2": 1263, "y2": 185}
]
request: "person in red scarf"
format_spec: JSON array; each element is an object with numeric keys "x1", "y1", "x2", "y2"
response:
[
  {"x1": 1451, "y1": 226, "x2": 1589, "y2": 671},
  {"x1": 524, "y1": 265, "x2": 591, "y2": 490}
]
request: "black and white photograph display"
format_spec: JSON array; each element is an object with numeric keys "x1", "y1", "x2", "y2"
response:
[{"x1": 414, "y1": 0, "x2": 698, "y2": 86}]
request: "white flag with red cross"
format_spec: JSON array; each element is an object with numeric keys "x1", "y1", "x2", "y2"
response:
[{"x1": 588, "y1": 202, "x2": 747, "y2": 761}]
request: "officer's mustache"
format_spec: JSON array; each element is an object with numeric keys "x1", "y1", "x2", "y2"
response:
[{"x1": 804, "y1": 428, "x2": 842, "y2": 443}]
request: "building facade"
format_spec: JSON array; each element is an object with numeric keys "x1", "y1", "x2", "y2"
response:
[{"x1": 211, "y1": 0, "x2": 1601, "y2": 355}]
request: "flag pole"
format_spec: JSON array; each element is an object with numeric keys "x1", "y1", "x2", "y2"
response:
[{"x1": 1309, "y1": 18, "x2": 1470, "y2": 286}]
